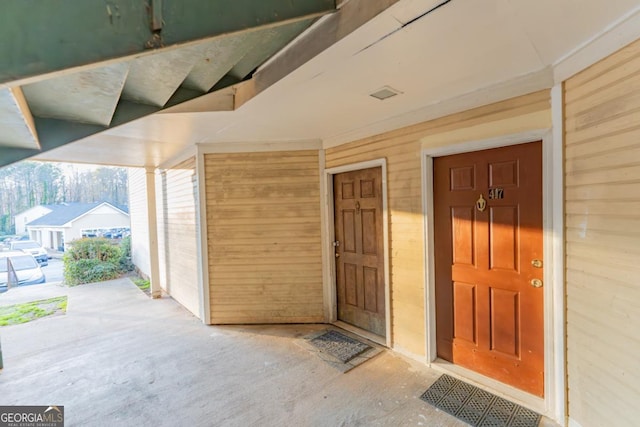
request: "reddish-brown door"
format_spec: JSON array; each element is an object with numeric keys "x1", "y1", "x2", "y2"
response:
[
  {"x1": 434, "y1": 141, "x2": 544, "y2": 396},
  {"x1": 334, "y1": 167, "x2": 386, "y2": 337}
]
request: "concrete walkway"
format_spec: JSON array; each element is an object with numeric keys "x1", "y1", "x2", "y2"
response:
[{"x1": 0, "y1": 279, "x2": 466, "y2": 426}]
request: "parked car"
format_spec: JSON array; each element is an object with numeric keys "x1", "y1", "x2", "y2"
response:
[
  {"x1": 0, "y1": 251, "x2": 46, "y2": 292},
  {"x1": 9, "y1": 240, "x2": 49, "y2": 265}
]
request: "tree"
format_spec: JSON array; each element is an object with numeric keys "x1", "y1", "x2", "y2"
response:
[{"x1": 0, "y1": 161, "x2": 129, "y2": 235}]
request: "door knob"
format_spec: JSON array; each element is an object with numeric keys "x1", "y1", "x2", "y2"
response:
[
  {"x1": 335, "y1": 253, "x2": 340, "y2": 258},
  {"x1": 530, "y1": 279, "x2": 543, "y2": 288}
]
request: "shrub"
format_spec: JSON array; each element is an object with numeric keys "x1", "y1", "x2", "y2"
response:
[
  {"x1": 119, "y1": 235, "x2": 135, "y2": 272},
  {"x1": 63, "y1": 238, "x2": 123, "y2": 285}
]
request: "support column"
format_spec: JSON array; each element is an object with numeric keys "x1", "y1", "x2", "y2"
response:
[
  {"x1": 195, "y1": 151, "x2": 212, "y2": 324},
  {"x1": 145, "y1": 167, "x2": 162, "y2": 298}
]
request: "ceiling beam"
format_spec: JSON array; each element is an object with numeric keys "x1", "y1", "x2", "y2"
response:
[
  {"x1": 0, "y1": 0, "x2": 335, "y2": 85},
  {"x1": 0, "y1": 118, "x2": 105, "y2": 168}
]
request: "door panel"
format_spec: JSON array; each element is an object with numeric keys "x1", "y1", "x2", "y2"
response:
[
  {"x1": 453, "y1": 282, "x2": 476, "y2": 344},
  {"x1": 452, "y1": 207, "x2": 476, "y2": 266},
  {"x1": 489, "y1": 206, "x2": 518, "y2": 271},
  {"x1": 334, "y1": 167, "x2": 385, "y2": 337},
  {"x1": 434, "y1": 141, "x2": 544, "y2": 397}
]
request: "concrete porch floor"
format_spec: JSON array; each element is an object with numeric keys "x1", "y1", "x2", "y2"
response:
[{"x1": 0, "y1": 279, "x2": 541, "y2": 426}]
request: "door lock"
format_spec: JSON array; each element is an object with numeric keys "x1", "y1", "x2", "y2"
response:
[
  {"x1": 531, "y1": 259, "x2": 543, "y2": 268},
  {"x1": 530, "y1": 278, "x2": 543, "y2": 288}
]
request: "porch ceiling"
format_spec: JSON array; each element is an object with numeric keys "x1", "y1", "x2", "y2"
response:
[
  {"x1": 0, "y1": 0, "x2": 336, "y2": 168},
  {"x1": 2, "y1": 0, "x2": 640, "y2": 168}
]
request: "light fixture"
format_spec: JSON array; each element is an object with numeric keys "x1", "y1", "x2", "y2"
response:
[{"x1": 369, "y1": 86, "x2": 402, "y2": 100}]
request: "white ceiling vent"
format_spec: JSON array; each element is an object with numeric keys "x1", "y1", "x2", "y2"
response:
[{"x1": 369, "y1": 86, "x2": 402, "y2": 100}]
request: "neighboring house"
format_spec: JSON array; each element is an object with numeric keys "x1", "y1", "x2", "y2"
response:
[
  {"x1": 14, "y1": 205, "x2": 54, "y2": 235},
  {"x1": 26, "y1": 202, "x2": 130, "y2": 251},
  {"x1": 2, "y1": 2, "x2": 640, "y2": 427}
]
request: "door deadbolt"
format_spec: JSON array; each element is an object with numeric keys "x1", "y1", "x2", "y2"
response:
[
  {"x1": 530, "y1": 279, "x2": 543, "y2": 288},
  {"x1": 531, "y1": 259, "x2": 543, "y2": 268}
]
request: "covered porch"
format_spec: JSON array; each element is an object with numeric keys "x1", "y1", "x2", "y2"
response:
[{"x1": 0, "y1": 278, "x2": 469, "y2": 426}]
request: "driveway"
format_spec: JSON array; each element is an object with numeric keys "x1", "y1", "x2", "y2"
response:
[
  {"x1": 42, "y1": 258, "x2": 64, "y2": 283},
  {"x1": 0, "y1": 278, "x2": 466, "y2": 427}
]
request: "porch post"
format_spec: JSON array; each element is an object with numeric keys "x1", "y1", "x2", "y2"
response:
[{"x1": 145, "y1": 167, "x2": 162, "y2": 298}]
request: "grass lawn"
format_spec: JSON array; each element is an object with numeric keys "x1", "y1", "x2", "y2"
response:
[
  {"x1": 133, "y1": 278, "x2": 150, "y2": 295},
  {"x1": 0, "y1": 296, "x2": 68, "y2": 326}
]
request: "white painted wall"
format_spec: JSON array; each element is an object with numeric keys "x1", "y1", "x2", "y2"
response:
[
  {"x1": 14, "y1": 206, "x2": 52, "y2": 234},
  {"x1": 68, "y1": 206, "x2": 130, "y2": 243},
  {"x1": 157, "y1": 158, "x2": 200, "y2": 317},
  {"x1": 127, "y1": 168, "x2": 152, "y2": 278}
]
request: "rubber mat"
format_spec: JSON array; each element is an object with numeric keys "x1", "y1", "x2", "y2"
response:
[
  {"x1": 309, "y1": 330, "x2": 371, "y2": 363},
  {"x1": 420, "y1": 374, "x2": 541, "y2": 427}
]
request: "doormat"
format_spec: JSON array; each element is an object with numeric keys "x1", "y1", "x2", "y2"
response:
[
  {"x1": 420, "y1": 374, "x2": 541, "y2": 427},
  {"x1": 310, "y1": 330, "x2": 371, "y2": 363},
  {"x1": 302, "y1": 329, "x2": 381, "y2": 373}
]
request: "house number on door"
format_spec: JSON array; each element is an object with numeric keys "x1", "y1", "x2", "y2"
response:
[{"x1": 489, "y1": 188, "x2": 504, "y2": 199}]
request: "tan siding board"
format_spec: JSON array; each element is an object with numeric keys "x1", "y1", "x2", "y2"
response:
[
  {"x1": 208, "y1": 197, "x2": 319, "y2": 207},
  {"x1": 207, "y1": 217, "x2": 320, "y2": 227},
  {"x1": 205, "y1": 150, "x2": 323, "y2": 324},
  {"x1": 210, "y1": 316, "x2": 324, "y2": 324},
  {"x1": 566, "y1": 241, "x2": 640, "y2": 268},
  {"x1": 566, "y1": 164, "x2": 640, "y2": 187},
  {"x1": 324, "y1": 90, "x2": 548, "y2": 356},
  {"x1": 566, "y1": 181, "x2": 640, "y2": 202},
  {"x1": 565, "y1": 37, "x2": 640, "y2": 427},
  {"x1": 565, "y1": 146, "x2": 640, "y2": 173},
  {"x1": 565, "y1": 108, "x2": 640, "y2": 144},
  {"x1": 566, "y1": 215, "x2": 640, "y2": 233},
  {"x1": 566, "y1": 200, "x2": 640, "y2": 216},
  {"x1": 565, "y1": 62, "x2": 640, "y2": 113},
  {"x1": 566, "y1": 227, "x2": 640, "y2": 254},
  {"x1": 565, "y1": 127, "x2": 640, "y2": 159},
  {"x1": 564, "y1": 38, "x2": 640, "y2": 92}
]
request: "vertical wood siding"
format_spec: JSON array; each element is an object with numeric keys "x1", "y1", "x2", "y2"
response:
[
  {"x1": 325, "y1": 90, "x2": 550, "y2": 357},
  {"x1": 127, "y1": 168, "x2": 151, "y2": 278},
  {"x1": 158, "y1": 158, "x2": 200, "y2": 317},
  {"x1": 564, "y1": 39, "x2": 640, "y2": 427},
  {"x1": 205, "y1": 150, "x2": 323, "y2": 323}
]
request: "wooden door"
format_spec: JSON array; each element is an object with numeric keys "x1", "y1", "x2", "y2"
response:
[
  {"x1": 434, "y1": 141, "x2": 544, "y2": 396},
  {"x1": 334, "y1": 167, "x2": 385, "y2": 337}
]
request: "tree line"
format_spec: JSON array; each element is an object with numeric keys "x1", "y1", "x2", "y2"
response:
[{"x1": 0, "y1": 161, "x2": 128, "y2": 235}]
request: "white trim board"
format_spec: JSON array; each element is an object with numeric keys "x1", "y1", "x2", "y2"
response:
[
  {"x1": 195, "y1": 148, "x2": 212, "y2": 324},
  {"x1": 421, "y1": 129, "x2": 565, "y2": 424},
  {"x1": 553, "y1": 4, "x2": 640, "y2": 83},
  {"x1": 322, "y1": 158, "x2": 392, "y2": 348},
  {"x1": 197, "y1": 139, "x2": 321, "y2": 154}
]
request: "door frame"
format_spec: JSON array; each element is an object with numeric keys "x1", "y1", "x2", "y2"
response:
[
  {"x1": 421, "y1": 128, "x2": 565, "y2": 421},
  {"x1": 322, "y1": 158, "x2": 392, "y2": 347}
]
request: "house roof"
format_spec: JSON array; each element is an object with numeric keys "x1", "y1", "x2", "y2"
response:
[
  {"x1": 26, "y1": 202, "x2": 129, "y2": 227},
  {"x1": 15, "y1": 204, "x2": 56, "y2": 218}
]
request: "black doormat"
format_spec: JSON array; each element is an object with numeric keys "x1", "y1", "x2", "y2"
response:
[
  {"x1": 309, "y1": 330, "x2": 371, "y2": 363},
  {"x1": 420, "y1": 375, "x2": 541, "y2": 427}
]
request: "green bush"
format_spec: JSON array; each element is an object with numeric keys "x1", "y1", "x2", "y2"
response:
[
  {"x1": 119, "y1": 235, "x2": 135, "y2": 272},
  {"x1": 63, "y1": 238, "x2": 123, "y2": 285}
]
